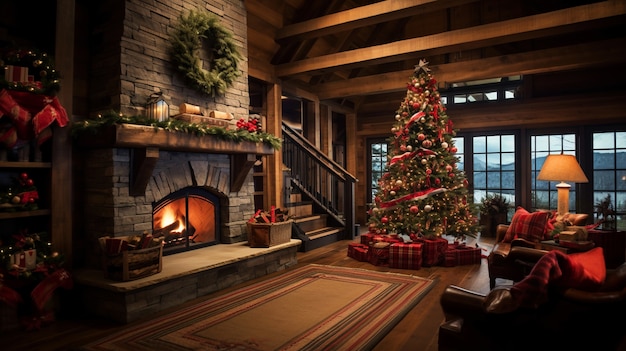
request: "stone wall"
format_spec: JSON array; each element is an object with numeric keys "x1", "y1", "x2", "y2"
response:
[{"x1": 88, "y1": 0, "x2": 248, "y2": 119}]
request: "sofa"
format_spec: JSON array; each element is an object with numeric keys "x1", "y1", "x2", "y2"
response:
[
  {"x1": 440, "y1": 253, "x2": 626, "y2": 351},
  {"x1": 487, "y1": 208, "x2": 588, "y2": 288}
]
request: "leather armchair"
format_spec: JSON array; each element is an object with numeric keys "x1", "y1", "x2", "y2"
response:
[
  {"x1": 439, "y1": 263, "x2": 626, "y2": 351},
  {"x1": 487, "y1": 213, "x2": 588, "y2": 288}
]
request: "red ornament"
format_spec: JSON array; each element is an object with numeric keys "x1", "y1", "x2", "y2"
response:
[
  {"x1": 381, "y1": 216, "x2": 389, "y2": 224},
  {"x1": 20, "y1": 172, "x2": 29, "y2": 180},
  {"x1": 410, "y1": 205, "x2": 419, "y2": 214}
]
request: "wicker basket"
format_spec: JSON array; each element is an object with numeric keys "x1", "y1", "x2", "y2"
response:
[
  {"x1": 247, "y1": 220, "x2": 293, "y2": 247},
  {"x1": 102, "y1": 244, "x2": 163, "y2": 281}
]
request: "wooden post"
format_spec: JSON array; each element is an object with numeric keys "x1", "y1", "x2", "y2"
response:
[{"x1": 52, "y1": 0, "x2": 75, "y2": 266}]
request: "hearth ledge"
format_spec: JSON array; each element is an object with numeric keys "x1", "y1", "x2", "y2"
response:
[{"x1": 73, "y1": 239, "x2": 302, "y2": 292}]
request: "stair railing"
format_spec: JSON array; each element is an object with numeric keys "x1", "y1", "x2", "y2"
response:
[{"x1": 282, "y1": 123, "x2": 358, "y2": 239}]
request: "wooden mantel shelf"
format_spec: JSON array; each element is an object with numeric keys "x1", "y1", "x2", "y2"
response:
[{"x1": 76, "y1": 124, "x2": 276, "y2": 194}]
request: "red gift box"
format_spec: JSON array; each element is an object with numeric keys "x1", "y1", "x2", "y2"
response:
[
  {"x1": 444, "y1": 244, "x2": 482, "y2": 267},
  {"x1": 389, "y1": 242, "x2": 423, "y2": 269},
  {"x1": 4, "y1": 65, "x2": 29, "y2": 83},
  {"x1": 360, "y1": 233, "x2": 402, "y2": 245},
  {"x1": 347, "y1": 243, "x2": 369, "y2": 262},
  {"x1": 368, "y1": 242, "x2": 391, "y2": 266},
  {"x1": 415, "y1": 237, "x2": 448, "y2": 267}
]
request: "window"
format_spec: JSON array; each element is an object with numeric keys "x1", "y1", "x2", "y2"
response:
[
  {"x1": 442, "y1": 76, "x2": 521, "y2": 106},
  {"x1": 368, "y1": 138, "x2": 389, "y2": 204},
  {"x1": 592, "y1": 131, "x2": 626, "y2": 230},
  {"x1": 472, "y1": 134, "x2": 516, "y2": 217},
  {"x1": 531, "y1": 133, "x2": 578, "y2": 212}
]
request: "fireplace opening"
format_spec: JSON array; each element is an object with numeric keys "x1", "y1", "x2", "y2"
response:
[{"x1": 153, "y1": 187, "x2": 220, "y2": 255}]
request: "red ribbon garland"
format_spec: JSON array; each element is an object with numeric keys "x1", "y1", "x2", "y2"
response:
[{"x1": 377, "y1": 188, "x2": 446, "y2": 208}]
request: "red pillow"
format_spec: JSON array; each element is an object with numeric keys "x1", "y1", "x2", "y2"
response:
[
  {"x1": 503, "y1": 207, "x2": 550, "y2": 243},
  {"x1": 566, "y1": 247, "x2": 606, "y2": 288}
]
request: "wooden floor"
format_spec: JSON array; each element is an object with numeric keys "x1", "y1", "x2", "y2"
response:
[{"x1": 0, "y1": 234, "x2": 495, "y2": 351}]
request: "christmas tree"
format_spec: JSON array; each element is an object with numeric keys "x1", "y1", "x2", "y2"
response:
[{"x1": 367, "y1": 60, "x2": 479, "y2": 240}]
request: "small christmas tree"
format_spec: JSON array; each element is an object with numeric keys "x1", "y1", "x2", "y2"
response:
[{"x1": 367, "y1": 60, "x2": 479, "y2": 240}]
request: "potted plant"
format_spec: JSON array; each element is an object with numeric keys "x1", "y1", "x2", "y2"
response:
[{"x1": 478, "y1": 194, "x2": 511, "y2": 237}]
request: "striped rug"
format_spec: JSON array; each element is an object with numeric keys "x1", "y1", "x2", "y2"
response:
[{"x1": 82, "y1": 264, "x2": 434, "y2": 351}]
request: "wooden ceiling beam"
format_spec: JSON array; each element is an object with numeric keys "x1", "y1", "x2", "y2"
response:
[
  {"x1": 314, "y1": 37, "x2": 626, "y2": 100},
  {"x1": 275, "y1": 1, "x2": 625, "y2": 77},
  {"x1": 275, "y1": 0, "x2": 479, "y2": 42},
  {"x1": 244, "y1": 0, "x2": 283, "y2": 29}
]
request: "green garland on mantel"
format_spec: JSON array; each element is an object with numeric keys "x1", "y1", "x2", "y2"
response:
[
  {"x1": 170, "y1": 10, "x2": 242, "y2": 97},
  {"x1": 71, "y1": 112, "x2": 282, "y2": 150}
]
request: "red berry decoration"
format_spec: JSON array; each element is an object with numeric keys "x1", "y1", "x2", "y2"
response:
[{"x1": 20, "y1": 172, "x2": 29, "y2": 180}]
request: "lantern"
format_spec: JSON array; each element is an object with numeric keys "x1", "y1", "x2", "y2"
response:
[{"x1": 146, "y1": 92, "x2": 169, "y2": 122}]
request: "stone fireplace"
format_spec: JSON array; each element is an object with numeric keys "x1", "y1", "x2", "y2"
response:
[
  {"x1": 81, "y1": 146, "x2": 246, "y2": 267},
  {"x1": 73, "y1": 125, "x2": 300, "y2": 324}
]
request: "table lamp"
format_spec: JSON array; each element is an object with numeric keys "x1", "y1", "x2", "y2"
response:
[{"x1": 537, "y1": 154, "x2": 588, "y2": 216}]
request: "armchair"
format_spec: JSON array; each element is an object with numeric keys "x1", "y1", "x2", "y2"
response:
[
  {"x1": 439, "y1": 262, "x2": 626, "y2": 351},
  {"x1": 487, "y1": 210, "x2": 588, "y2": 288}
]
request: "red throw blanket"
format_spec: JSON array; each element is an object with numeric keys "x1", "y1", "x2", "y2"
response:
[{"x1": 486, "y1": 247, "x2": 606, "y2": 312}]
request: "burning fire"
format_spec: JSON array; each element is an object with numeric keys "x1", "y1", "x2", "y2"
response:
[{"x1": 156, "y1": 206, "x2": 185, "y2": 233}]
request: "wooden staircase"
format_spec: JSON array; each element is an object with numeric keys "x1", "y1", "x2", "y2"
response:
[{"x1": 284, "y1": 184, "x2": 345, "y2": 252}]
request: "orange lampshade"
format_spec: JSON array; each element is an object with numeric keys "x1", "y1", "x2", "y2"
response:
[{"x1": 537, "y1": 154, "x2": 588, "y2": 183}]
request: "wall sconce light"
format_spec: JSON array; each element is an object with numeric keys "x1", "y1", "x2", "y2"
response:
[
  {"x1": 146, "y1": 92, "x2": 169, "y2": 122},
  {"x1": 537, "y1": 153, "x2": 588, "y2": 216}
]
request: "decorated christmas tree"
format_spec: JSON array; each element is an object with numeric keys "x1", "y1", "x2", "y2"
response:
[{"x1": 367, "y1": 60, "x2": 479, "y2": 240}]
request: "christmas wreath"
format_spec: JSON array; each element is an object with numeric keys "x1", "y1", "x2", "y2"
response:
[{"x1": 170, "y1": 10, "x2": 242, "y2": 96}]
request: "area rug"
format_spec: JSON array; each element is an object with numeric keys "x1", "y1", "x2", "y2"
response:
[{"x1": 82, "y1": 264, "x2": 435, "y2": 351}]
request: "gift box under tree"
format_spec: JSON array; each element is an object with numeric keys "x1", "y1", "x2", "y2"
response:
[
  {"x1": 347, "y1": 243, "x2": 369, "y2": 262},
  {"x1": 368, "y1": 242, "x2": 391, "y2": 266},
  {"x1": 414, "y1": 237, "x2": 448, "y2": 267},
  {"x1": 360, "y1": 233, "x2": 401, "y2": 246},
  {"x1": 389, "y1": 242, "x2": 423, "y2": 269},
  {"x1": 444, "y1": 243, "x2": 482, "y2": 267}
]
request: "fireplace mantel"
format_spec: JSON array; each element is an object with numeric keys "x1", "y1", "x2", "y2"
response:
[{"x1": 76, "y1": 124, "x2": 276, "y2": 194}]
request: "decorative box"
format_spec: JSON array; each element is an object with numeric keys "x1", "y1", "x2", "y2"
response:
[
  {"x1": 347, "y1": 243, "x2": 369, "y2": 262},
  {"x1": 415, "y1": 237, "x2": 448, "y2": 267},
  {"x1": 389, "y1": 242, "x2": 423, "y2": 269},
  {"x1": 368, "y1": 242, "x2": 391, "y2": 266},
  {"x1": 247, "y1": 220, "x2": 293, "y2": 247},
  {"x1": 10, "y1": 249, "x2": 37, "y2": 270},
  {"x1": 444, "y1": 244, "x2": 482, "y2": 267}
]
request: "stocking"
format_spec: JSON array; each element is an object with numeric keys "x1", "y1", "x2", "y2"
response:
[{"x1": 0, "y1": 89, "x2": 32, "y2": 140}]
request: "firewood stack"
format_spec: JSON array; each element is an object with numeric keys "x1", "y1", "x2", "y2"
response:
[{"x1": 249, "y1": 206, "x2": 290, "y2": 223}]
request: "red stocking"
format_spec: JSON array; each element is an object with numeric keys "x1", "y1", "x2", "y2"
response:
[
  {"x1": 0, "y1": 125, "x2": 18, "y2": 148},
  {"x1": 0, "y1": 89, "x2": 32, "y2": 140}
]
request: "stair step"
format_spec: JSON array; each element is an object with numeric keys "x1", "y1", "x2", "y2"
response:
[
  {"x1": 306, "y1": 227, "x2": 342, "y2": 240},
  {"x1": 293, "y1": 214, "x2": 328, "y2": 232},
  {"x1": 285, "y1": 202, "x2": 313, "y2": 217}
]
